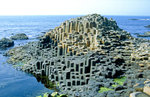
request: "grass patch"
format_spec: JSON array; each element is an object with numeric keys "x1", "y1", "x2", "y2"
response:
[
  {"x1": 98, "y1": 87, "x2": 113, "y2": 93},
  {"x1": 51, "y1": 92, "x2": 68, "y2": 97},
  {"x1": 98, "y1": 76, "x2": 126, "y2": 93},
  {"x1": 114, "y1": 76, "x2": 126, "y2": 86},
  {"x1": 36, "y1": 93, "x2": 49, "y2": 97},
  {"x1": 43, "y1": 93, "x2": 49, "y2": 97},
  {"x1": 112, "y1": 84, "x2": 118, "y2": 88},
  {"x1": 36, "y1": 92, "x2": 67, "y2": 97},
  {"x1": 57, "y1": 82, "x2": 59, "y2": 86},
  {"x1": 51, "y1": 92, "x2": 58, "y2": 97},
  {"x1": 36, "y1": 96, "x2": 42, "y2": 97},
  {"x1": 59, "y1": 94, "x2": 68, "y2": 97}
]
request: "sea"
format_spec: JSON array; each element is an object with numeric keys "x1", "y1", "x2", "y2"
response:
[{"x1": 0, "y1": 15, "x2": 150, "y2": 97}]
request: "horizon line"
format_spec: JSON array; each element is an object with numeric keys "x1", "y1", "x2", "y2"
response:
[{"x1": 0, "y1": 14, "x2": 150, "y2": 17}]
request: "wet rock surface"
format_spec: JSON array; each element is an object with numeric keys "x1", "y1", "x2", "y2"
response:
[
  {"x1": 145, "y1": 25, "x2": 150, "y2": 28},
  {"x1": 130, "y1": 92, "x2": 150, "y2": 97},
  {"x1": 6, "y1": 14, "x2": 150, "y2": 97},
  {"x1": 136, "y1": 31, "x2": 150, "y2": 37},
  {"x1": 10, "y1": 33, "x2": 28, "y2": 40},
  {"x1": 0, "y1": 38, "x2": 14, "y2": 48}
]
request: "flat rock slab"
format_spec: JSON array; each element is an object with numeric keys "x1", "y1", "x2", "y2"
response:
[
  {"x1": 144, "y1": 84, "x2": 150, "y2": 95},
  {"x1": 130, "y1": 92, "x2": 150, "y2": 97}
]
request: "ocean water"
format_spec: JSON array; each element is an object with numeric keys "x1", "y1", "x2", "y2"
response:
[
  {"x1": 0, "y1": 15, "x2": 150, "y2": 97},
  {"x1": 106, "y1": 15, "x2": 150, "y2": 40},
  {"x1": 0, "y1": 15, "x2": 80, "y2": 97}
]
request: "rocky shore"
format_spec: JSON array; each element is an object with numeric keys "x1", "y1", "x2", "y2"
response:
[
  {"x1": 136, "y1": 31, "x2": 150, "y2": 37},
  {"x1": 6, "y1": 14, "x2": 150, "y2": 97},
  {"x1": 0, "y1": 33, "x2": 29, "y2": 49}
]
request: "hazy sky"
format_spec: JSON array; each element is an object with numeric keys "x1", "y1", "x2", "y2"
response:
[{"x1": 0, "y1": 0, "x2": 149, "y2": 16}]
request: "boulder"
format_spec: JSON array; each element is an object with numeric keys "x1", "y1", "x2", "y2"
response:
[
  {"x1": 144, "y1": 84, "x2": 150, "y2": 95},
  {"x1": 41, "y1": 32, "x2": 46, "y2": 34},
  {"x1": 115, "y1": 85, "x2": 125, "y2": 91},
  {"x1": 144, "y1": 80, "x2": 150, "y2": 84},
  {"x1": 10, "y1": 33, "x2": 28, "y2": 40},
  {"x1": 130, "y1": 92, "x2": 150, "y2": 97},
  {"x1": 0, "y1": 38, "x2": 14, "y2": 48},
  {"x1": 136, "y1": 73, "x2": 144, "y2": 78},
  {"x1": 145, "y1": 31, "x2": 150, "y2": 35},
  {"x1": 133, "y1": 83, "x2": 144, "y2": 92},
  {"x1": 145, "y1": 25, "x2": 150, "y2": 28}
]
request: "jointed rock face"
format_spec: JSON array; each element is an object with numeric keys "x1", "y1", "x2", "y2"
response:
[
  {"x1": 131, "y1": 43, "x2": 150, "y2": 68},
  {"x1": 7, "y1": 14, "x2": 150, "y2": 97},
  {"x1": 44, "y1": 14, "x2": 131, "y2": 55}
]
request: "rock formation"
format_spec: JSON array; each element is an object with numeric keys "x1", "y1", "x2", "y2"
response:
[
  {"x1": 136, "y1": 31, "x2": 150, "y2": 37},
  {"x1": 131, "y1": 43, "x2": 150, "y2": 68},
  {"x1": 10, "y1": 33, "x2": 28, "y2": 40},
  {"x1": 0, "y1": 38, "x2": 14, "y2": 48},
  {"x1": 6, "y1": 14, "x2": 150, "y2": 97},
  {"x1": 145, "y1": 25, "x2": 150, "y2": 28}
]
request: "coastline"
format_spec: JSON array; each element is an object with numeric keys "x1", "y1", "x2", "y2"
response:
[{"x1": 4, "y1": 14, "x2": 150, "y2": 94}]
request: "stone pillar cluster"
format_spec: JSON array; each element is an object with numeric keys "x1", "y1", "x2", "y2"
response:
[
  {"x1": 21, "y1": 14, "x2": 139, "y2": 96},
  {"x1": 131, "y1": 43, "x2": 150, "y2": 68},
  {"x1": 44, "y1": 14, "x2": 132, "y2": 58},
  {"x1": 25, "y1": 49, "x2": 124, "y2": 96}
]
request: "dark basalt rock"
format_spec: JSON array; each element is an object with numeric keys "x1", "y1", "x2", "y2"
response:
[
  {"x1": 41, "y1": 32, "x2": 46, "y2": 34},
  {"x1": 0, "y1": 38, "x2": 14, "y2": 48},
  {"x1": 10, "y1": 33, "x2": 28, "y2": 40},
  {"x1": 136, "y1": 31, "x2": 150, "y2": 37},
  {"x1": 145, "y1": 25, "x2": 150, "y2": 28},
  {"x1": 136, "y1": 73, "x2": 144, "y2": 78},
  {"x1": 115, "y1": 85, "x2": 125, "y2": 91}
]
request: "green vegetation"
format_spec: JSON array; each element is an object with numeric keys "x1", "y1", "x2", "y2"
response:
[
  {"x1": 43, "y1": 93, "x2": 49, "y2": 97},
  {"x1": 59, "y1": 94, "x2": 68, "y2": 97},
  {"x1": 98, "y1": 87, "x2": 113, "y2": 93},
  {"x1": 51, "y1": 92, "x2": 68, "y2": 97},
  {"x1": 98, "y1": 76, "x2": 126, "y2": 93},
  {"x1": 51, "y1": 92, "x2": 58, "y2": 97},
  {"x1": 36, "y1": 92, "x2": 49, "y2": 97},
  {"x1": 33, "y1": 74, "x2": 58, "y2": 91},
  {"x1": 111, "y1": 84, "x2": 118, "y2": 88},
  {"x1": 36, "y1": 96, "x2": 42, "y2": 97},
  {"x1": 114, "y1": 76, "x2": 126, "y2": 86},
  {"x1": 56, "y1": 82, "x2": 59, "y2": 86}
]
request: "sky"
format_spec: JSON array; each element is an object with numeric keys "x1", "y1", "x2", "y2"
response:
[{"x1": 0, "y1": 0, "x2": 149, "y2": 16}]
